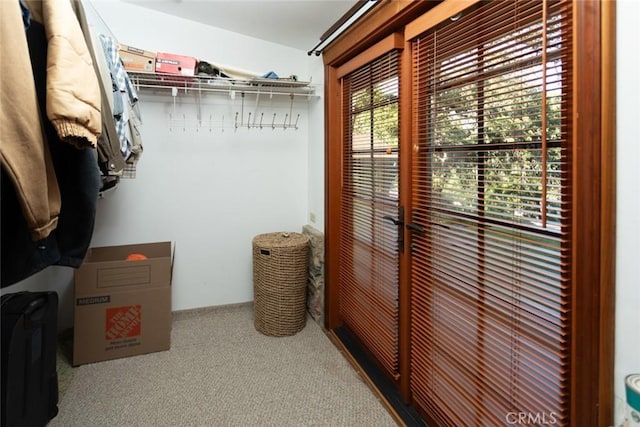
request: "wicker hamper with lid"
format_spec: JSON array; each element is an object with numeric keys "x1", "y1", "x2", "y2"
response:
[{"x1": 252, "y1": 232, "x2": 309, "y2": 336}]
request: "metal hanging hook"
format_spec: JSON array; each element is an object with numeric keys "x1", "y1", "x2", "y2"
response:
[
  {"x1": 288, "y1": 94, "x2": 294, "y2": 128},
  {"x1": 240, "y1": 92, "x2": 245, "y2": 125}
]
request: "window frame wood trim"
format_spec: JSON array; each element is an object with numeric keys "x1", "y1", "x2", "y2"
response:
[
  {"x1": 570, "y1": 1, "x2": 616, "y2": 426},
  {"x1": 325, "y1": 64, "x2": 342, "y2": 330},
  {"x1": 398, "y1": 39, "x2": 413, "y2": 403},
  {"x1": 336, "y1": 33, "x2": 404, "y2": 79},
  {"x1": 404, "y1": 0, "x2": 481, "y2": 40},
  {"x1": 599, "y1": 1, "x2": 616, "y2": 424}
]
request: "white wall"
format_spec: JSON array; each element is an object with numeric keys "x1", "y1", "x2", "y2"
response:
[
  {"x1": 87, "y1": 0, "x2": 313, "y2": 312},
  {"x1": 614, "y1": 0, "x2": 640, "y2": 424},
  {"x1": 88, "y1": 1, "x2": 304, "y2": 80},
  {"x1": 307, "y1": 55, "x2": 326, "y2": 232}
]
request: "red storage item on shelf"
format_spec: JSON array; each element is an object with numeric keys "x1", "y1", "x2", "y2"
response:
[{"x1": 155, "y1": 52, "x2": 197, "y2": 77}]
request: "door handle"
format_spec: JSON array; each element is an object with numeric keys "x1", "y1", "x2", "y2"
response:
[
  {"x1": 406, "y1": 222, "x2": 425, "y2": 234},
  {"x1": 383, "y1": 207, "x2": 405, "y2": 252},
  {"x1": 383, "y1": 215, "x2": 403, "y2": 226}
]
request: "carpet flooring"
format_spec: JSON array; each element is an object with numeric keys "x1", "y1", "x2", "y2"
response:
[{"x1": 51, "y1": 303, "x2": 397, "y2": 426}]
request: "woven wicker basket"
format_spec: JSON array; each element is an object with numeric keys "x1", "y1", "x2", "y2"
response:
[{"x1": 252, "y1": 232, "x2": 309, "y2": 336}]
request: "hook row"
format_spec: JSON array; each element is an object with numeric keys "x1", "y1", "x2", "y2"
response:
[
  {"x1": 168, "y1": 112, "x2": 300, "y2": 132},
  {"x1": 234, "y1": 112, "x2": 300, "y2": 130},
  {"x1": 168, "y1": 90, "x2": 300, "y2": 132}
]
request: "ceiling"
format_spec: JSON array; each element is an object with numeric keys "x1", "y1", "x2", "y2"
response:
[{"x1": 123, "y1": 0, "x2": 358, "y2": 51}]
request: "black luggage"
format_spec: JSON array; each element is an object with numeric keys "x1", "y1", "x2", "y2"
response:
[{"x1": 1, "y1": 291, "x2": 59, "y2": 427}]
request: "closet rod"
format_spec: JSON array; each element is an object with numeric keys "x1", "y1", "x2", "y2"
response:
[{"x1": 307, "y1": 0, "x2": 381, "y2": 56}]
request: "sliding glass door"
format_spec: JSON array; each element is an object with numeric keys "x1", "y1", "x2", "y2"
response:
[
  {"x1": 326, "y1": 1, "x2": 613, "y2": 425},
  {"x1": 409, "y1": 1, "x2": 572, "y2": 424},
  {"x1": 338, "y1": 50, "x2": 402, "y2": 380}
]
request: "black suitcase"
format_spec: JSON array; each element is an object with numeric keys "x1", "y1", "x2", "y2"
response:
[{"x1": 1, "y1": 291, "x2": 59, "y2": 427}]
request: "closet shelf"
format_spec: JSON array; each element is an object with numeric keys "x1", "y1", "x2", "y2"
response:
[{"x1": 128, "y1": 71, "x2": 316, "y2": 98}]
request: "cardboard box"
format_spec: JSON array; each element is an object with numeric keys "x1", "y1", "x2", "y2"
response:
[
  {"x1": 73, "y1": 242, "x2": 173, "y2": 366},
  {"x1": 155, "y1": 52, "x2": 197, "y2": 77},
  {"x1": 118, "y1": 44, "x2": 156, "y2": 73}
]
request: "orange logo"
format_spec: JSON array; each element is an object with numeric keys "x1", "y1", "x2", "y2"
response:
[{"x1": 105, "y1": 305, "x2": 141, "y2": 340}]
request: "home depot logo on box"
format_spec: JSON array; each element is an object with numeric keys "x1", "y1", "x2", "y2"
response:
[{"x1": 105, "y1": 305, "x2": 141, "y2": 340}]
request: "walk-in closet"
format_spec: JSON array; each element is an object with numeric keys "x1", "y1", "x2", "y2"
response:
[{"x1": 1, "y1": 1, "x2": 638, "y2": 426}]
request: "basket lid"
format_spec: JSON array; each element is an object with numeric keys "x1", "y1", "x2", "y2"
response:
[{"x1": 253, "y1": 232, "x2": 308, "y2": 248}]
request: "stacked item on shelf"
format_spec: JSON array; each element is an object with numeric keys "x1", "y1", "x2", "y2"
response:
[
  {"x1": 118, "y1": 43, "x2": 198, "y2": 77},
  {"x1": 116, "y1": 42, "x2": 306, "y2": 88},
  {"x1": 155, "y1": 52, "x2": 198, "y2": 77},
  {"x1": 118, "y1": 44, "x2": 197, "y2": 88},
  {"x1": 118, "y1": 44, "x2": 155, "y2": 72}
]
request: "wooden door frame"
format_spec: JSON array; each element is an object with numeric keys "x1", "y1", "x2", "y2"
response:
[{"x1": 323, "y1": 1, "x2": 615, "y2": 425}]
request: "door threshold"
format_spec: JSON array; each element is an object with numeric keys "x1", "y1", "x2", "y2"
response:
[{"x1": 329, "y1": 327, "x2": 427, "y2": 427}]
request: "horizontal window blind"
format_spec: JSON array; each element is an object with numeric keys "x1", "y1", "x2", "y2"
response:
[
  {"x1": 410, "y1": 0, "x2": 572, "y2": 425},
  {"x1": 339, "y1": 51, "x2": 401, "y2": 378}
]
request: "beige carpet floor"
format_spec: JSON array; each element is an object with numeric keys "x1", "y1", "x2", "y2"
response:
[{"x1": 51, "y1": 304, "x2": 397, "y2": 427}]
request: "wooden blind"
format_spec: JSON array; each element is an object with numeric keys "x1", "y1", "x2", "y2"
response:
[
  {"x1": 339, "y1": 51, "x2": 401, "y2": 378},
  {"x1": 410, "y1": 0, "x2": 572, "y2": 425}
]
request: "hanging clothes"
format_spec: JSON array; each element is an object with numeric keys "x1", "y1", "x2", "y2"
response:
[
  {"x1": 73, "y1": 0, "x2": 144, "y2": 181},
  {"x1": 23, "y1": 0, "x2": 101, "y2": 149},
  {"x1": 1, "y1": 0, "x2": 61, "y2": 243},
  {"x1": 73, "y1": 0, "x2": 127, "y2": 178},
  {"x1": 99, "y1": 33, "x2": 143, "y2": 171},
  {"x1": 1, "y1": 0, "x2": 102, "y2": 287}
]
